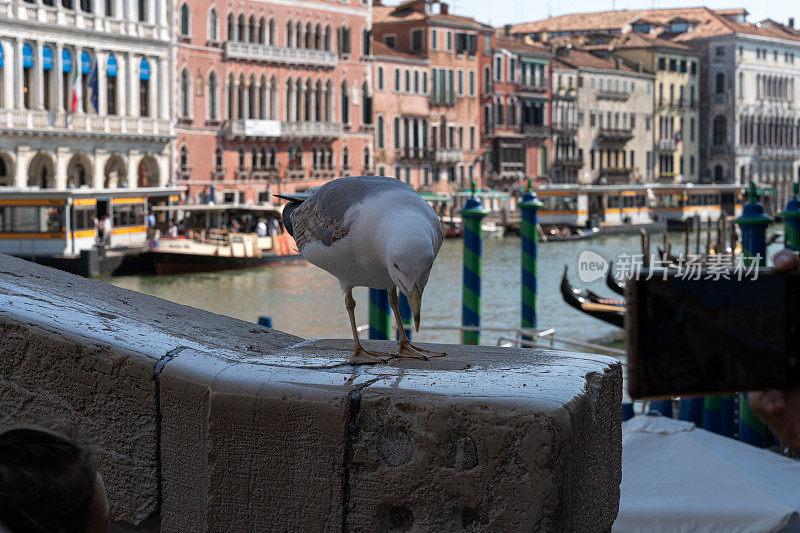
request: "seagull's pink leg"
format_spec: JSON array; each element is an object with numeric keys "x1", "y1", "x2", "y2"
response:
[
  {"x1": 389, "y1": 287, "x2": 446, "y2": 359},
  {"x1": 345, "y1": 290, "x2": 390, "y2": 364}
]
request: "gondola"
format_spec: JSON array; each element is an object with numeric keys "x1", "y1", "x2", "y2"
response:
[
  {"x1": 560, "y1": 266, "x2": 626, "y2": 328},
  {"x1": 605, "y1": 261, "x2": 626, "y2": 296},
  {"x1": 540, "y1": 226, "x2": 598, "y2": 242}
]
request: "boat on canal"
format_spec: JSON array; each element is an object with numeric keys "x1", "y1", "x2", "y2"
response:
[
  {"x1": 0, "y1": 186, "x2": 183, "y2": 275},
  {"x1": 560, "y1": 266, "x2": 626, "y2": 328},
  {"x1": 146, "y1": 204, "x2": 302, "y2": 275}
]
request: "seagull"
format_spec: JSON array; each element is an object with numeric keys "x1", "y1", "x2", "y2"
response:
[{"x1": 276, "y1": 176, "x2": 445, "y2": 364}]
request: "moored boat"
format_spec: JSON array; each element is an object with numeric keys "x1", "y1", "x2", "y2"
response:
[
  {"x1": 560, "y1": 266, "x2": 625, "y2": 328},
  {"x1": 146, "y1": 204, "x2": 302, "y2": 275}
]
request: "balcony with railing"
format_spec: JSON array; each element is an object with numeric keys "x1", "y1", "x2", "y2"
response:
[
  {"x1": 0, "y1": 2, "x2": 168, "y2": 41},
  {"x1": 434, "y1": 147, "x2": 462, "y2": 164},
  {"x1": 429, "y1": 90, "x2": 456, "y2": 106},
  {"x1": 713, "y1": 93, "x2": 728, "y2": 105},
  {"x1": 224, "y1": 41, "x2": 338, "y2": 68},
  {"x1": 552, "y1": 122, "x2": 578, "y2": 135},
  {"x1": 225, "y1": 119, "x2": 342, "y2": 139},
  {"x1": 0, "y1": 109, "x2": 172, "y2": 138},
  {"x1": 603, "y1": 167, "x2": 633, "y2": 177},
  {"x1": 518, "y1": 80, "x2": 548, "y2": 92},
  {"x1": 553, "y1": 153, "x2": 583, "y2": 167},
  {"x1": 483, "y1": 81, "x2": 495, "y2": 95},
  {"x1": 710, "y1": 145, "x2": 730, "y2": 157},
  {"x1": 597, "y1": 90, "x2": 630, "y2": 101},
  {"x1": 756, "y1": 146, "x2": 800, "y2": 160},
  {"x1": 553, "y1": 88, "x2": 577, "y2": 100},
  {"x1": 598, "y1": 128, "x2": 633, "y2": 143},
  {"x1": 657, "y1": 99, "x2": 696, "y2": 111},
  {"x1": 399, "y1": 147, "x2": 434, "y2": 161},
  {"x1": 521, "y1": 123, "x2": 550, "y2": 138},
  {"x1": 658, "y1": 138, "x2": 678, "y2": 151}
]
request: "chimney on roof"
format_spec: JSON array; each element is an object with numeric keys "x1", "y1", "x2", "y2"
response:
[
  {"x1": 504, "y1": 24, "x2": 511, "y2": 36},
  {"x1": 440, "y1": 2, "x2": 448, "y2": 15},
  {"x1": 790, "y1": 17, "x2": 795, "y2": 29},
  {"x1": 615, "y1": 58, "x2": 622, "y2": 70}
]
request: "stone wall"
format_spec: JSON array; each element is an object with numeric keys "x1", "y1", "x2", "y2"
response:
[{"x1": 0, "y1": 253, "x2": 622, "y2": 531}]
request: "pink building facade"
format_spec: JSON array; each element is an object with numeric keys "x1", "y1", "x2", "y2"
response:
[
  {"x1": 371, "y1": 41, "x2": 436, "y2": 190},
  {"x1": 176, "y1": 0, "x2": 373, "y2": 205}
]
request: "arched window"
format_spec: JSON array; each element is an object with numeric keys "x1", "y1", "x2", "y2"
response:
[
  {"x1": 207, "y1": 71, "x2": 218, "y2": 120},
  {"x1": 179, "y1": 146, "x2": 189, "y2": 173},
  {"x1": 362, "y1": 81, "x2": 371, "y2": 125},
  {"x1": 214, "y1": 147, "x2": 223, "y2": 172},
  {"x1": 268, "y1": 19, "x2": 276, "y2": 45},
  {"x1": 208, "y1": 8, "x2": 218, "y2": 41},
  {"x1": 377, "y1": 115, "x2": 385, "y2": 148},
  {"x1": 258, "y1": 17, "x2": 266, "y2": 44},
  {"x1": 238, "y1": 147, "x2": 246, "y2": 171},
  {"x1": 715, "y1": 72, "x2": 725, "y2": 95},
  {"x1": 61, "y1": 48, "x2": 72, "y2": 113},
  {"x1": 305, "y1": 22, "x2": 313, "y2": 49},
  {"x1": 227, "y1": 13, "x2": 235, "y2": 41},
  {"x1": 248, "y1": 15, "x2": 257, "y2": 43},
  {"x1": 42, "y1": 46, "x2": 53, "y2": 111},
  {"x1": 414, "y1": 71, "x2": 419, "y2": 93},
  {"x1": 714, "y1": 165, "x2": 724, "y2": 182},
  {"x1": 22, "y1": 43, "x2": 34, "y2": 110},
  {"x1": 341, "y1": 81, "x2": 349, "y2": 124},
  {"x1": 180, "y1": 3, "x2": 190, "y2": 37},
  {"x1": 106, "y1": 54, "x2": 118, "y2": 115},
  {"x1": 80, "y1": 50, "x2": 93, "y2": 113},
  {"x1": 377, "y1": 66, "x2": 384, "y2": 91},
  {"x1": 393, "y1": 116, "x2": 400, "y2": 149},
  {"x1": 237, "y1": 14, "x2": 245, "y2": 42},
  {"x1": 394, "y1": 69, "x2": 400, "y2": 91},
  {"x1": 404, "y1": 70, "x2": 410, "y2": 92},
  {"x1": 269, "y1": 146, "x2": 276, "y2": 168},
  {"x1": 180, "y1": 69, "x2": 190, "y2": 118},
  {"x1": 342, "y1": 146, "x2": 350, "y2": 169},
  {"x1": 324, "y1": 25, "x2": 331, "y2": 51},
  {"x1": 251, "y1": 147, "x2": 258, "y2": 170},
  {"x1": 713, "y1": 116, "x2": 726, "y2": 145},
  {"x1": 363, "y1": 146, "x2": 370, "y2": 170},
  {"x1": 139, "y1": 58, "x2": 151, "y2": 117}
]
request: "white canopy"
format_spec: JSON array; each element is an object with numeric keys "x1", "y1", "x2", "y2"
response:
[{"x1": 614, "y1": 414, "x2": 800, "y2": 533}]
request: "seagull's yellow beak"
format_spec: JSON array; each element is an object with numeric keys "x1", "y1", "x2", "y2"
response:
[{"x1": 411, "y1": 286, "x2": 422, "y2": 332}]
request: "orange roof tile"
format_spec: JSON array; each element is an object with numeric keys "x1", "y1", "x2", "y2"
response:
[{"x1": 372, "y1": 41, "x2": 428, "y2": 61}]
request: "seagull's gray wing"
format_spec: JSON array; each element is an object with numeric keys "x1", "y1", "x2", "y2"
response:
[{"x1": 291, "y1": 177, "x2": 406, "y2": 250}]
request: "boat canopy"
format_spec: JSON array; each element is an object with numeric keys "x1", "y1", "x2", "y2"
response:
[{"x1": 419, "y1": 192, "x2": 450, "y2": 203}]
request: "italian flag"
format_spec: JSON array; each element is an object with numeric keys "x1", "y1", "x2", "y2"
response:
[{"x1": 70, "y1": 66, "x2": 80, "y2": 113}]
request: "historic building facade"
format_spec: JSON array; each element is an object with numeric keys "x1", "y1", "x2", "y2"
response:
[
  {"x1": 177, "y1": 0, "x2": 372, "y2": 204},
  {"x1": 553, "y1": 47, "x2": 654, "y2": 184},
  {"x1": 549, "y1": 60, "x2": 580, "y2": 184},
  {"x1": 0, "y1": 0, "x2": 174, "y2": 190},
  {"x1": 694, "y1": 29, "x2": 800, "y2": 205},
  {"x1": 372, "y1": 0, "x2": 490, "y2": 192},
  {"x1": 371, "y1": 41, "x2": 433, "y2": 190},
  {"x1": 482, "y1": 34, "x2": 551, "y2": 191},
  {"x1": 595, "y1": 34, "x2": 701, "y2": 183}
]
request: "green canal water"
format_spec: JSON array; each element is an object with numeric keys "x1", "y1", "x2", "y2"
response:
[{"x1": 105, "y1": 232, "x2": 656, "y2": 347}]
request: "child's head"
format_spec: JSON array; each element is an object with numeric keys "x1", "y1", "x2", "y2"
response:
[{"x1": 0, "y1": 427, "x2": 109, "y2": 533}]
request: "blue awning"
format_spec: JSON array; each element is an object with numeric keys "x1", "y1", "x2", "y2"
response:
[
  {"x1": 80, "y1": 51, "x2": 91, "y2": 74},
  {"x1": 42, "y1": 46, "x2": 53, "y2": 71},
  {"x1": 139, "y1": 58, "x2": 150, "y2": 81},
  {"x1": 22, "y1": 44, "x2": 33, "y2": 68},
  {"x1": 0, "y1": 44, "x2": 4, "y2": 68},
  {"x1": 62, "y1": 49, "x2": 72, "y2": 72},
  {"x1": 106, "y1": 55, "x2": 117, "y2": 77}
]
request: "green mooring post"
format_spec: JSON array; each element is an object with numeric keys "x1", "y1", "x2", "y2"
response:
[
  {"x1": 781, "y1": 181, "x2": 800, "y2": 252},
  {"x1": 368, "y1": 288, "x2": 391, "y2": 340},
  {"x1": 519, "y1": 180, "x2": 543, "y2": 337},
  {"x1": 735, "y1": 182, "x2": 772, "y2": 267},
  {"x1": 461, "y1": 183, "x2": 489, "y2": 345}
]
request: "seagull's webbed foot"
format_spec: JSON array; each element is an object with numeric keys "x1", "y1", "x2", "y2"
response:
[
  {"x1": 350, "y1": 346, "x2": 391, "y2": 365},
  {"x1": 395, "y1": 339, "x2": 447, "y2": 360}
]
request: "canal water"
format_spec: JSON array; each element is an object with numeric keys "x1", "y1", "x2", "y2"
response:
[{"x1": 106, "y1": 232, "x2": 656, "y2": 347}]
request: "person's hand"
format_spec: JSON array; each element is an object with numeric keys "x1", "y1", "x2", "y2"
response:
[{"x1": 748, "y1": 390, "x2": 800, "y2": 454}]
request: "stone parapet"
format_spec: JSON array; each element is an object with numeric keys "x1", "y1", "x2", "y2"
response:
[{"x1": 0, "y1": 253, "x2": 622, "y2": 531}]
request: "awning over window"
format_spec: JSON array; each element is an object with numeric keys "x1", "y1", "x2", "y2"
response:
[
  {"x1": 42, "y1": 46, "x2": 53, "y2": 71},
  {"x1": 139, "y1": 59, "x2": 150, "y2": 81},
  {"x1": 106, "y1": 55, "x2": 117, "y2": 77},
  {"x1": 62, "y1": 49, "x2": 72, "y2": 73},
  {"x1": 22, "y1": 44, "x2": 33, "y2": 68},
  {"x1": 80, "y1": 51, "x2": 91, "y2": 74}
]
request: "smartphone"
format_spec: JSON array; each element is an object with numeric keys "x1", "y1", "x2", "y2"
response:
[{"x1": 625, "y1": 269, "x2": 800, "y2": 399}]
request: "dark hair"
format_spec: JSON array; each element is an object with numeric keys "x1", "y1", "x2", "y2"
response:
[{"x1": 0, "y1": 427, "x2": 98, "y2": 533}]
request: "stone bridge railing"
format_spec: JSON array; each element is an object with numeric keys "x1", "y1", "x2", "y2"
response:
[{"x1": 0, "y1": 253, "x2": 622, "y2": 531}]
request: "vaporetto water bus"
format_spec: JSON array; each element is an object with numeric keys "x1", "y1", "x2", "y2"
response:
[
  {"x1": 0, "y1": 186, "x2": 183, "y2": 274},
  {"x1": 648, "y1": 184, "x2": 744, "y2": 228}
]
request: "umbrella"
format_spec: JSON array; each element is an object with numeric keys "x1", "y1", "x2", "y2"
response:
[{"x1": 614, "y1": 414, "x2": 800, "y2": 533}]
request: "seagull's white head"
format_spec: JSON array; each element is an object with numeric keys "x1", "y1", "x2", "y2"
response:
[{"x1": 387, "y1": 233, "x2": 437, "y2": 332}]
